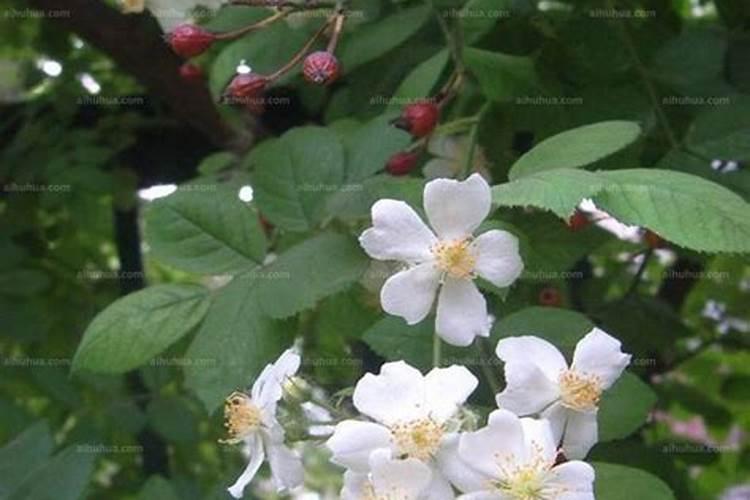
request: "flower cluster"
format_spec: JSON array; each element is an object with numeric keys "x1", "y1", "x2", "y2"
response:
[{"x1": 220, "y1": 175, "x2": 632, "y2": 499}]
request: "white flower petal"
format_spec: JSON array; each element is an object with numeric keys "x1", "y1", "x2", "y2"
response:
[
  {"x1": 496, "y1": 361, "x2": 560, "y2": 415},
  {"x1": 341, "y1": 470, "x2": 369, "y2": 500},
  {"x1": 424, "y1": 365, "x2": 479, "y2": 422},
  {"x1": 571, "y1": 328, "x2": 631, "y2": 389},
  {"x1": 436, "y1": 278, "x2": 489, "y2": 346},
  {"x1": 459, "y1": 409, "x2": 525, "y2": 479},
  {"x1": 436, "y1": 433, "x2": 490, "y2": 493},
  {"x1": 423, "y1": 174, "x2": 491, "y2": 240},
  {"x1": 370, "y1": 449, "x2": 432, "y2": 498},
  {"x1": 540, "y1": 402, "x2": 569, "y2": 445},
  {"x1": 360, "y1": 199, "x2": 437, "y2": 263},
  {"x1": 326, "y1": 420, "x2": 393, "y2": 471},
  {"x1": 562, "y1": 410, "x2": 598, "y2": 459},
  {"x1": 495, "y1": 336, "x2": 568, "y2": 382},
  {"x1": 472, "y1": 230, "x2": 524, "y2": 287},
  {"x1": 424, "y1": 471, "x2": 459, "y2": 500},
  {"x1": 380, "y1": 263, "x2": 441, "y2": 325},
  {"x1": 266, "y1": 441, "x2": 303, "y2": 491},
  {"x1": 519, "y1": 417, "x2": 557, "y2": 465},
  {"x1": 457, "y1": 492, "x2": 508, "y2": 500},
  {"x1": 227, "y1": 433, "x2": 265, "y2": 499},
  {"x1": 252, "y1": 348, "x2": 300, "y2": 411},
  {"x1": 546, "y1": 461, "x2": 595, "y2": 500},
  {"x1": 353, "y1": 361, "x2": 426, "y2": 424}
]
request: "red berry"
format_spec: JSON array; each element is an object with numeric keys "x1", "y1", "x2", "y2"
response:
[
  {"x1": 226, "y1": 73, "x2": 268, "y2": 105},
  {"x1": 644, "y1": 230, "x2": 666, "y2": 249},
  {"x1": 303, "y1": 51, "x2": 340, "y2": 85},
  {"x1": 386, "y1": 152, "x2": 420, "y2": 176},
  {"x1": 567, "y1": 211, "x2": 589, "y2": 232},
  {"x1": 179, "y1": 63, "x2": 204, "y2": 82},
  {"x1": 168, "y1": 24, "x2": 215, "y2": 58},
  {"x1": 538, "y1": 286, "x2": 562, "y2": 307},
  {"x1": 395, "y1": 101, "x2": 440, "y2": 138}
]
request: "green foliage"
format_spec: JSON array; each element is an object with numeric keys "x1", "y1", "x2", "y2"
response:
[
  {"x1": 593, "y1": 462, "x2": 676, "y2": 500},
  {"x1": 72, "y1": 285, "x2": 211, "y2": 374},
  {"x1": 464, "y1": 48, "x2": 539, "y2": 102}
]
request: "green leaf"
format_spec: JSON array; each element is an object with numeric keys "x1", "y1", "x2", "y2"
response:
[
  {"x1": 508, "y1": 121, "x2": 642, "y2": 180},
  {"x1": 327, "y1": 175, "x2": 425, "y2": 222},
  {"x1": 343, "y1": 116, "x2": 411, "y2": 181},
  {"x1": 492, "y1": 168, "x2": 604, "y2": 219},
  {"x1": 464, "y1": 48, "x2": 539, "y2": 102},
  {"x1": 0, "y1": 422, "x2": 54, "y2": 498},
  {"x1": 7, "y1": 446, "x2": 95, "y2": 500},
  {"x1": 0, "y1": 269, "x2": 49, "y2": 297},
  {"x1": 257, "y1": 233, "x2": 369, "y2": 319},
  {"x1": 594, "y1": 169, "x2": 750, "y2": 253},
  {"x1": 390, "y1": 50, "x2": 450, "y2": 109},
  {"x1": 145, "y1": 186, "x2": 266, "y2": 275},
  {"x1": 251, "y1": 127, "x2": 345, "y2": 232},
  {"x1": 73, "y1": 285, "x2": 211, "y2": 374},
  {"x1": 137, "y1": 476, "x2": 180, "y2": 500},
  {"x1": 147, "y1": 396, "x2": 199, "y2": 444},
  {"x1": 461, "y1": 0, "x2": 510, "y2": 44},
  {"x1": 184, "y1": 272, "x2": 293, "y2": 412},
  {"x1": 599, "y1": 372, "x2": 657, "y2": 442},
  {"x1": 492, "y1": 306, "x2": 595, "y2": 356},
  {"x1": 593, "y1": 462, "x2": 675, "y2": 500},
  {"x1": 339, "y1": 6, "x2": 431, "y2": 72}
]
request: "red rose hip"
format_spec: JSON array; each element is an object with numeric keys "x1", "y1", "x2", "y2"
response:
[
  {"x1": 168, "y1": 24, "x2": 215, "y2": 58},
  {"x1": 226, "y1": 73, "x2": 268, "y2": 104},
  {"x1": 303, "y1": 51, "x2": 340, "y2": 85},
  {"x1": 386, "y1": 152, "x2": 420, "y2": 176},
  {"x1": 179, "y1": 63, "x2": 204, "y2": 83},
  {"x1": 395, "y1": 101, "x2": 440, "y2": 138}
]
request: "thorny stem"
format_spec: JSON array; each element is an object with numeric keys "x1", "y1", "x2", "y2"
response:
[
  {"x1": 267, "y1": 17, "x2": 333, "y2": 80},
  {"x1": 214, "y1": 10, "x2": 289, "y2": 40}
]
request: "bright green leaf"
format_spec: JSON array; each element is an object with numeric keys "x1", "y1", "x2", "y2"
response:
[
  {"x1": 343, "y1": 115, "x2": 411, "y2": 181},
  {"x1": 0, "y1": 422, "x2": 54, "y2": 498},
  {"x1": 599, "y1": 372, "x2": 657, "y2": 442},
  {"x1": 593, "y1": 462, "x2": 675, "y2": 500},
  {"x1": 464, "y1": 48, "x2": 539, "y2": 102},
  {"x1": 7, "y1": 446, "x2": 95, "y2": 500}
]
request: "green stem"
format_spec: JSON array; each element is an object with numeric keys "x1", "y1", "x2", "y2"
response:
[
  {"x1": 433, "y1": 332, "x2": 442, "y2": 368},
  {"x1": 427, "y1": 0, "x2": 465, "y2": 74}
]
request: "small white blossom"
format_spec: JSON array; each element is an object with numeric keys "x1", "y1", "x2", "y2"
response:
[
  {"x1": 326, "y1": 361, "x2": 479, "y2": 498},
  {"x1": 495, "y1": 328, "x2": 631, "y2": 459},
  {"x1": 359, "y1": 174, "x2": 524, "y2": 346},
  {"x1": 341, "y1": 449, "x2": 433, "y2": 500},
  {"x1": 223, "y1": 349, "x2": 303, "y2": 498},
  {"x1": 456, "y1": 409, "x2": 595, "y2": 499}
]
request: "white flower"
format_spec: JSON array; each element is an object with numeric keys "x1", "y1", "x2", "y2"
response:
[
  {"x1": 456, "y1": 409, "x2": 595, "y2": 499},
  {"x1": 359, "y1": 174, "x2": 524, "y2": 346},
  {"x1": 341, "y1": 449, "x2": 433, "y2": 500},
  {"x1": 326, "y1": 361, "x2": 479, "y2": 498},
  {"x1": 424, "y1": 135, "x2": 490, "y2": 180},
  {"x1": 223, "y1": 349, "x2": 304, "y2": 498},
  {"x1": 495, "y1": 328, "x2": 631, "y2": 459}
]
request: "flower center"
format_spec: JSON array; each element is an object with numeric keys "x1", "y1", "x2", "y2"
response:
[
  {"x1": 221, "y1": 391, "x2": 263, "y2": 444},
  {"x1": 432, "y1": 239, "x2": 476, "y2": 279},
  {"x1": 558, "y1": 370, "x2": 602, "y2": 411},
  {"x1": 391, "y1": 418, "x2": 444, "y2": 461},
  {"x1": 493, "y1": 442, "x2": 558, "y2": 500},
  {"x1": 362, "y1": 482, "x2": 407, "y2": 500}
]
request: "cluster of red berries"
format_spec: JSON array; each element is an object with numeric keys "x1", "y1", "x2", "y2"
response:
[
  {"x1": 385, "y1": 101, "x2": 441, "y2": 176},
  {"x1": 167, "y1": 16, "x2": 342, "y2": 111}
]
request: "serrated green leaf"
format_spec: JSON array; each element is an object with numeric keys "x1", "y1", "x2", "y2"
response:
[
  {"x1": 390, "y1": 50, "x2": 450, "y2": 109},
  {"x1": 252, "y1": 127, "x2": 345, "y2": 232},
  {"x1": 145, "y1": 186, "x2": 266, "y2": 275},
  {"x1": 492, "y1": 168, "x2": 604, "y2": 219},
  {"x1": 343, "y1": 115, "x2": 411, "y2": 181},
  {"x1": 464, "y1": 47, "x2": 539, "y2": 102},
  {"x1": 257, "y1": 233, "x2": 369, "y2": 319},
  {"x1": 327, "y1": 175, "x2": 425, "y2": 222},
  {"x1": 0, "y1": 422, "x2": 54, "y2": 498},
  {"x1": 509, "y1": 121, "x2": 642, "y2": 180},
  {"x1": 461, "y1": 0, "x2": 511, "y2": 44},
  {"x1": 73, "y1": 285, "x2": 211, "y2": 374},
  {"x1": 339, "y1": 6, "x2": 431, "y2": 72},
  {"x1": 184, "y1": 272, "x2": 293, "y2": 412},
  {"x1": 599, "y1": 372, "x2": 657, "y2": 442},
  {"x1": 593, "y1": 462, "x2": 675, "y2": 500},
  {"x1": 594, "y1": 169, "x2": 750, "y2": 253}
]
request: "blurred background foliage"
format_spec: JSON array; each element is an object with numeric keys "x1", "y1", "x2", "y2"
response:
[{"x1": 0, "y1": 0, "x2": 749, "y2": 499}]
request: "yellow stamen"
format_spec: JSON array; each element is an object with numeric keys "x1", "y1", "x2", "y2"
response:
[
  {"x1": 391, "y1": 418, "x2": 444, "y2": 461},
  {"x1": 220, "y1": 391, "x2": 263, "y2": 444},
  {"x1": 558, "y1": 370, "x2": 602, "y2": 411},
  {"x1": 432, "y1": 239, "x2": 476, "y2": 279}
]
